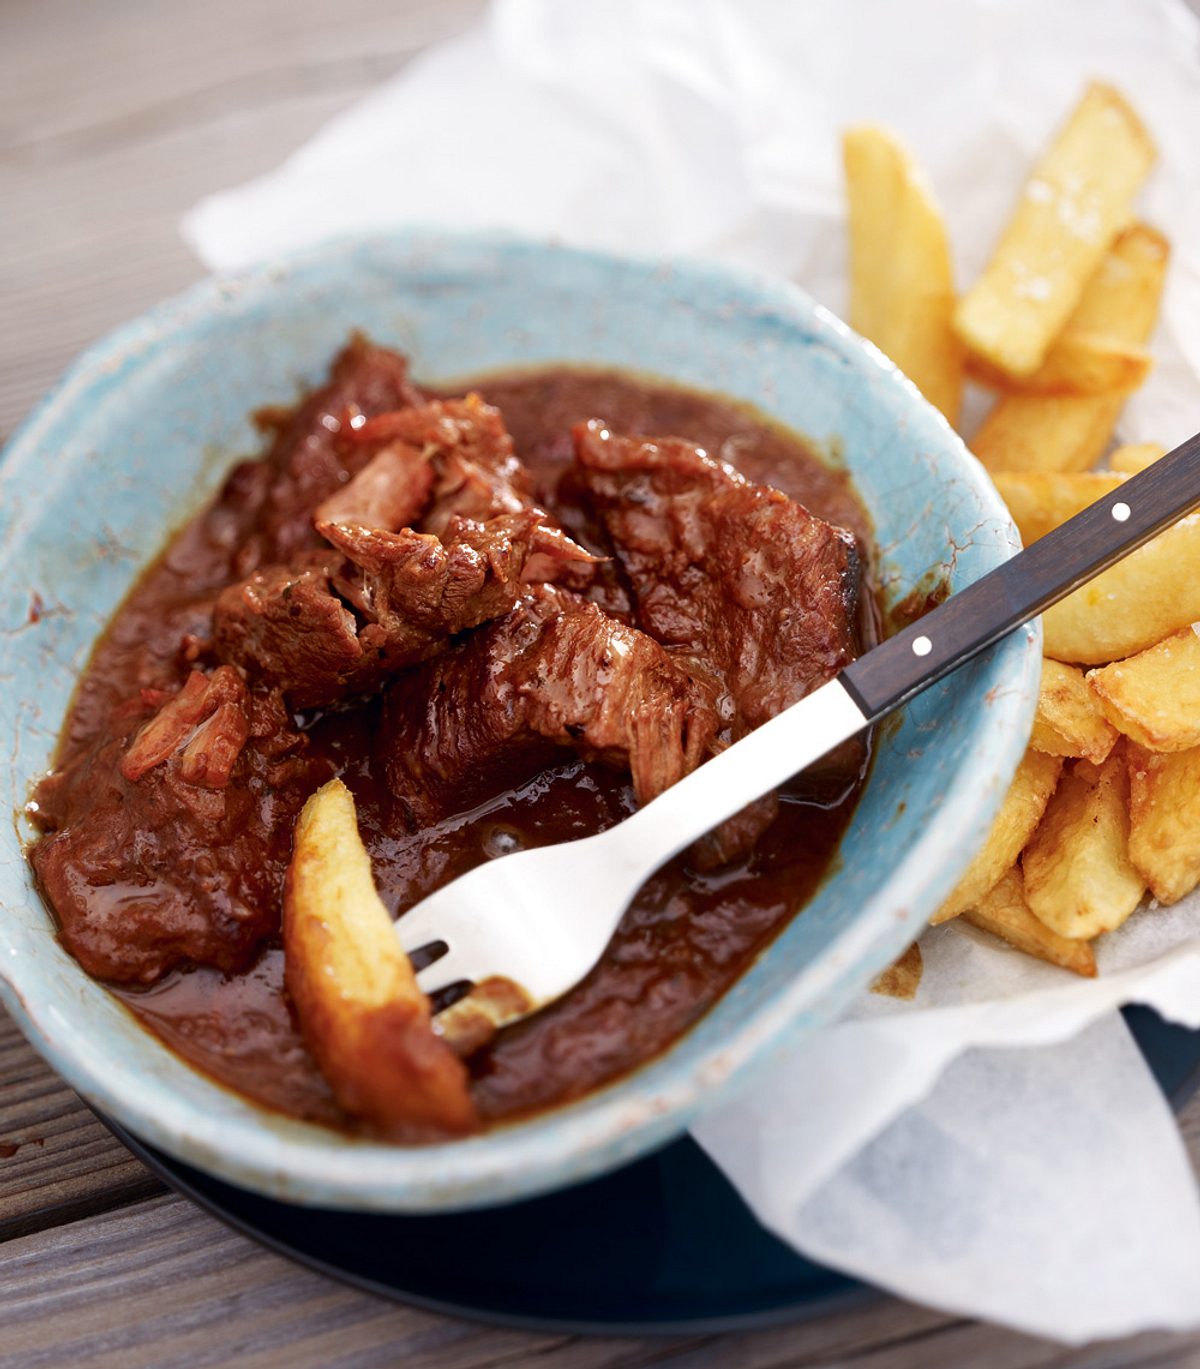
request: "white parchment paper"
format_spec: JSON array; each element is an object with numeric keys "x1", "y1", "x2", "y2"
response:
[{"x1": 185, "y1": 0, "x2": 1200, "y2": 1340}]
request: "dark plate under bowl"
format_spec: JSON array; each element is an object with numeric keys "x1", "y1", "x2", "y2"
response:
[{"x1": 99, "y1": 1004, "x2": 1200, "y2": 1337}]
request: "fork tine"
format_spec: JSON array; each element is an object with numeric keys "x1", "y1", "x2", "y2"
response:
[{"x1": 416, "y1": 943, "x2": 479, "y2": 997}]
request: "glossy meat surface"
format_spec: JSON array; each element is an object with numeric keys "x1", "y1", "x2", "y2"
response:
[
  {"x1": 213, "y1": 512, "x2": 592, "y2": 709},
  {"x1": 575, "y1": 420, "x2": 860, "y2": 730},
  {"x1": 246, "y1": 335, "x2": 425, "y2": 568},
  {"x1": 33, "y1": 674, "x2": 329, "y2": 984},
  {"x1": 575, "y1": 420, "x2": 861, "y2": 863},
  {"x1": 382, "y1": 586, "x2": 720, "y2": 822}
]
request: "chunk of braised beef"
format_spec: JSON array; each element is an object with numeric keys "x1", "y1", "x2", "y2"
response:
[
  {"x1": 211, "y1": 554, "x2": 364, "y2": 709},
  {"x1": 339, "y1": 393, "x2": 531, "y2": 536},
  {"x1": 214, "y1": 386, "x2": 599, "y2": 706},
  {"x1": 321, "y1": 512, "x2": 596, "y2": 639},
  {"x1": 335, "y1": 396, "x2": 599, "y2": 596},
  {"x1": 574, "y1": 420, "x2": 861, "y2": 864},
  {"x1": 313, "y1": 442, "x2": 435, "y2": 531},
  {"x1": 381, "y1": 586, "x2": 719, "y2": 824},
  {"x1": 120, "y1": 666, "x2": 249, "y2": 784},
  {"x1": 574, "y1": 420, "x2": 860, "y2": 726},
  {"x1": 243, "y1": 336, "x2": 425, "y2": 568},
  {"x1": 212, "y1": 512, "x2": 597, "y2": 710},
  {"x1": 32, "y1": 672, "x2": 329, "y2": 984}
]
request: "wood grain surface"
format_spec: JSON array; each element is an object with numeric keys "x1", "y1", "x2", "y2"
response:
[{"x1": 4, "y1": 1, "x2": 1200, "y2": 1364}]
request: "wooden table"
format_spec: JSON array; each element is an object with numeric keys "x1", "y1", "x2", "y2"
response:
[{"x1": 4, "y1": 2, "x2": 1200, "y2": 1363}]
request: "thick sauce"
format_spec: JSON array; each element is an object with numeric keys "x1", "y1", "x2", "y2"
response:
[{"x1": 37, "y1": 367, "x2": 874, "y2": 1135}]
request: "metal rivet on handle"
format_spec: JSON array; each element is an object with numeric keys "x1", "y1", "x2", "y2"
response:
[
  {"x1": 1112, "y1": 501, "x2": 1131, "y2": 522},
  {"x1": 912, "y1": 635, "x2": 932, "y2": 657}
]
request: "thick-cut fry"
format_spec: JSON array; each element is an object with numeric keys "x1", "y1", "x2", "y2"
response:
[
  {"x1": 992, "y1": 470, "x2": 1124, "y2": 545},
  {"x1": 1023, "y1": 750, "x2": 1145, "y2": 939},
  {"x1": 434, "y1": 976, "x2": 534, "y2": 1057},
  {"x1": 955, "y1": 84, "x2": 1156, "y2": 378},
  {"x1": 843, "y1": 124, "x2": 895, "y2": 342},
  {"x1": 1069, "y1": 223, "x2": 1169, "y2": 335},
  {"x1": 870, "y1": 941, "x2": 924, "y2": 1000},
  {"x1": 1043, "y1": 513, "x2": 1200, "y2": 664},
  {"x1": 962, "y1": 867, "x2": 1097, "y2": 977},
  {"x1": 1127, "y1": 743, "x2": 1200, "y2": 904},
  {"x1": 283, "y1": 778, "x2": 476, "y2": 1136},
  {"x1": 968, "y1": 329, "x2": 1151, "y2": 397},
  {"x1": 972, "y1": 390, "x2": 1125, "y2": 477},
  {"x1": 971, "y1": 225, "x2": 1170, "y2": 473},
  {"x1": 1089, "y1": 630, "x2": 1200, "y2": 752},
  {"x1": 1108, "y1": 442, "x2": 1165, "y2": 474},
  {"x1": 833, "y1": 96, "x2": 1178, "y2": 975},
  {"x1": 1031, "y1": 658, "x2": 1118, "y2": 763},
  {"x1": 844, "y1": 126, "x2": 963, "y2": 423},
  {"x1": 932, "y1": 748, "x2": 1063, "y2": 924}
]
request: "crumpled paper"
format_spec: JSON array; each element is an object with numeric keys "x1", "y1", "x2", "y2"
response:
[{"x1": 184, "y1": 0, "x2": 1200, "y2": 1342}]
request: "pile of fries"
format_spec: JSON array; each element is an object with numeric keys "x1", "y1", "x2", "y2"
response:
[{"x1": 846, "y1": 83, "x2": 1193, "y2": 991}]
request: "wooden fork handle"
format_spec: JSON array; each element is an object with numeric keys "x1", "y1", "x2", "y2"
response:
[{"x1": 841, "y1": 429, "x2": 1200, "y2": 722}]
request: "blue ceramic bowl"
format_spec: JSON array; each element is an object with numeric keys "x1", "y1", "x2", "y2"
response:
[{"x1": 0, "y1": 232, "x2": 1039, "y2": 1211}]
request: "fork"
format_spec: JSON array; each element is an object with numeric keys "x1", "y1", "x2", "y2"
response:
[{"x1": 398, "y1": 429, "x2": 1200, "y2": 1027}]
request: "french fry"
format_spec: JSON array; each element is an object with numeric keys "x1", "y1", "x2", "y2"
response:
[
  {"x1": 1031, "y1": 658, "x2": 1118, "y2": 763},
  {"x1": 971, "y1": 225, "x2": 1170, "y2": 474},
  {"x1": 870, "y1": 941, "x2": 923, "y2": 1000},
  {"x1": 844, "y1": 126, "x2": 908, "y2": 344},
  {"x1": 932, "y1": 748, "x2": 1063, "y2": 924},
  {"x1": 968, "y1": 329, "x2": 1151, "y2": 397},
  {"x1": 972, "y1": 390, "x2": 1125, "y2": 476},
  {"x1": 434, "y1": 976, "x2": 534, "y2": 1057},
  {"x1": 838, "y1": 99, "x2": 1182, "y2": 975},
  {"x1": 992, "y1": 470, "x2": 1124, "y2": 545},
  {"x1": 1108, "y1": 441, "x2": 1165, "y2": 474},
  {"x1": 1127, "y1": 743, "x2": 1200, "y2": 904},
  {"x1": 1088, "y1": 629, "x2": 1200, "y2": 752},
  {"x1": 1023, "y1": 750, "x2": 1145, "y2": 939},
  {"x1": 844, "y1": 126, "x2": 964, "y2": 424},
  {"x1": 283, "y1": 778, "x2": 476, "y2": 1136},
  {"x1": 962, "y1": 867, "x2": 1097, "y2": 977},
  {"x1": 1043, "y1": 513, "x2": 1200, "y2": 664},
  {"x1": 955, "y1": 84, "x2": 1156, "y2": 379},
  {"x1": 1069, "y1": 223, "x2": 1169, "y2": 335}
]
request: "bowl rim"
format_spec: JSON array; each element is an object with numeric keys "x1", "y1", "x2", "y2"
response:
[{"x1": 0, "y1": 228, "x2": 1041, "y2": 1211}]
